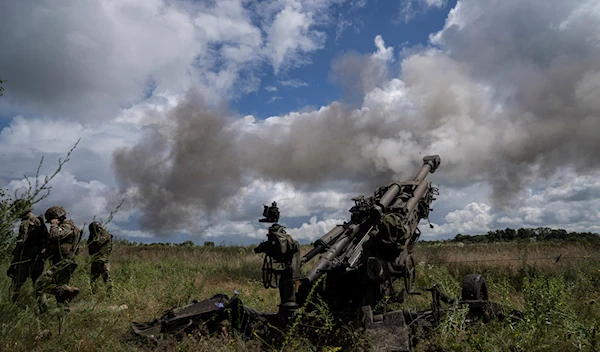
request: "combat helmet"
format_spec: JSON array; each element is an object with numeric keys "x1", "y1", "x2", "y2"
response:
[
  {"x1": 89, "y1": 221, "x2": 103, "y2": 237},
  {"x1": 89, "y1": 221, "x2": 103, "y2": 231},
  {"x1": 44, "y1": 206, "x2": 67, "y2": 223}
]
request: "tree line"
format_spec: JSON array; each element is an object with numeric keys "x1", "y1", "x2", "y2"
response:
[
  {"x1": 111, "y1": 227, "x2": 600, "y2": 248},
  {"x1": 431, "y1": 227, "x2": 600, "y2": 244}
]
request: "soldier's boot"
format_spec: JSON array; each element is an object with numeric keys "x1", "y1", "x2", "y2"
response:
[
  {"x1": 55, "y1": 285, "x2": 79, "y2": 312},
  {"x1": 103, "y1": 271, "x2": 113, "y2": 297},
  {"x1": 62, "y1": 286, "x2": 80, "y2": 302}
]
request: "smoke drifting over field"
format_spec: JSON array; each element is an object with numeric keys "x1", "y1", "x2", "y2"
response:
[
  {"x1": 113, "y1": 0, "x2": 600, "y2": 234},
  {"x1": 113, "y1": 95, "x2": 243, "y2": 233},
  {"x1": 432, "y1": 0, "x2": 600, "y2": 207}
]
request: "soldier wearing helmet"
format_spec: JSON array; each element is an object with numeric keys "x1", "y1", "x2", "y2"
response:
[
  {"x1": 87, "y1": 221, "x2": 113, "y2": 296},
  {"x1": 35, "y1": 206, "x2": 81, "y2": 311},
  {"x1": 6, "y1": 199, "x2": 48, "y2": 304}
]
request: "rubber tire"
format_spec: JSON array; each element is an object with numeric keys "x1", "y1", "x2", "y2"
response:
[{"x1": 461, "y1": 274, "x2": 489, "y2": 300}]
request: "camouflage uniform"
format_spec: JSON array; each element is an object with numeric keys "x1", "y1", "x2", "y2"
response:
[
  {"x1": 7, "y1": 210, "x2": 48, "y2": 303},
  {"x1": 364, "y1": 213, "x2": 408, "y2": 261},
  {"x1": 87, "y1": 222, "x2": 113, "y2": 295},
  {"x1": 36, "y1": 206, "x2": 81, "y2": 309}
]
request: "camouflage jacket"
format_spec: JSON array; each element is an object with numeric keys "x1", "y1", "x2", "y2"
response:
[
  {"x1": 48, "y1": 220, "x2": 80, "y2": 260},
  {"x1": 366, "y1": 213, "x2": 409, "y2": 261},
  {"x1": 88, "y1": 228, "x2": 113, "y2": 262},
  {"x1": 12, "y1": 213, "x2": 47, "y2": 262}
]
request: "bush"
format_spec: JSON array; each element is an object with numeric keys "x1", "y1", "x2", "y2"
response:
[{"x1": 0, "y1": 141, "x2": 79, "y2": 260}]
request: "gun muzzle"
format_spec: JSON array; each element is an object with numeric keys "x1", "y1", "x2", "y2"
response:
[
  {"x1": 379, "y1": 155, "x2": 441, "y2": 208},
  {"x1": 413, "y1": 155, "x2": 441, "y2": 181}
]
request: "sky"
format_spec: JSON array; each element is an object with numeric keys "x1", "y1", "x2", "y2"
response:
[{"x1": 0, "y1": 0, "x2": 599, "y2": 245}]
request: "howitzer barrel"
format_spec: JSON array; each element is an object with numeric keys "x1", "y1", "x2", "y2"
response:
[
  {"x1": 406, "y1": 179, "x2": 431, "y2": 215},
  {"x1": 300, "y1": 155, "x2": 440, "y2": 283},
  {"x1": 413, "y1": 155, "x2": 441, "y2": 182},
  {"x1": 304, "y1": 224, "x2": 360, "y2": 282},
  {"x1": 302, "y1": 226, "x2": 345, "y2": 264},
  {"x1": 378, "y1": 155, "x2": 440, "y2": 208}
]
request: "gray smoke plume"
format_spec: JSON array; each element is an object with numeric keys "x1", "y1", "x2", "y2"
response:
[
  {"x1": 113, "y1": 94, "x2": 243, "y2": 234},
  {"x1": 113, "y1": 0, "x2": 600, "y2": 233},
  {"x1": 431, "y1": 0, "x2": 600, "y2": 207},
  {"x1": 329, "y1": 35, "x2": 395, "y2": 106}
]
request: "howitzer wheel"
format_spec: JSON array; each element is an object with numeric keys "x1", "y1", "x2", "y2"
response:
[
  {"x1": 461, "y1": 274, "x2": 489, "y2": 301},
  {"x1": 262, "y1": 255, "x2": 277, "y2": 289}
]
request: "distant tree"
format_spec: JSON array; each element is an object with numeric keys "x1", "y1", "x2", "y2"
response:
[
  {"x1": 504, "y1": 228, "x2": 517, "y2": 241},
  {"x1": 0, "y1": 76, "x2": 5, "y2": 96},
  {"x1": 203, "y1": 241, "x2": 215, "y2": 247},
  {"x1": 450, "y1": 227, "x2": 599, "y2": 244},
  {"x1": 517, "y1": 228, "x2": 529, "y2": 240},
  {"x1": 180, "y1": 240, "x2": 195, "y2": 247},
  {"x1": 113, "y1": 237, "x2": 136, "y2": 246}
]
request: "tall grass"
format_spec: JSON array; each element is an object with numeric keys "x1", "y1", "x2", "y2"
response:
[
  {"x1": 0, "y1": 241, "x2": 598, "y2": 351},
  {"x1": 414, "y1": 241, "x2": 600, "y2": 352}
]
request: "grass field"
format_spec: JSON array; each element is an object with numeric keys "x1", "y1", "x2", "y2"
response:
[{"x1": 1, "y1": 241, "x2": 599, "y2": 351}]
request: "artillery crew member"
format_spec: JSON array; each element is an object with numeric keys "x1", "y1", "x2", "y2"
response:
[
  {"x1": 7, "y1": 199, "x2": 48, "y2": 304},
  {"x1": 36, "y1": 205, "x2": 81, "y2": 311},
  {"x1": 88, "y1": 221, "x2": 113, "y2": 295}
]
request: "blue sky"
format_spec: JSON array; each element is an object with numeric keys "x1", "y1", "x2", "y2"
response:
[
  {"x1": 0, "y1": 0, "x2": 599, "y2": 246},
  {"x1": 234, "y1": 0, "x2": 456, "y2": 118}
]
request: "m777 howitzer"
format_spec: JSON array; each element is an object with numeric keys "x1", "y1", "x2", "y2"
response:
[{"x1": 132, "y1": 155, "x2": 508, "y2": 351}]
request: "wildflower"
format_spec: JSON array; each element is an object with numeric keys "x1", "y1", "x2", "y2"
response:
[
  {"x1": 215, "y1": 302, "x2": 225, "y2": 309},
  {"x1": 234, "y1": 290, "x2": 239, "y2": 295}
]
